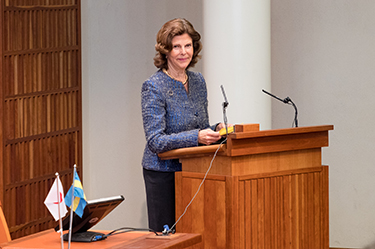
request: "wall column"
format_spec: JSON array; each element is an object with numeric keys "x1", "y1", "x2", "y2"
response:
[{"x1": 203, "y1": 0, "x2": 271, "y2": 129}]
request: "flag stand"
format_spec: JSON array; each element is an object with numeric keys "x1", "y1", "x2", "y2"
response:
[
  {"x1": 55, "y1": 173, "x2": 64, "y2": 249},
  {"x1": 67, "y1": 165, "x2": 77, "y2": 249}
]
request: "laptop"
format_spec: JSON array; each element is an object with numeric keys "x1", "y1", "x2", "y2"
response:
[{"x1": 55, "y1": 195, "x2": 125, "y2": 242}]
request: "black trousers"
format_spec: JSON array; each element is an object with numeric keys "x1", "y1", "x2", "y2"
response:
[{"x1": 143, "y1": 168, "x2": 175, "y2": 232}]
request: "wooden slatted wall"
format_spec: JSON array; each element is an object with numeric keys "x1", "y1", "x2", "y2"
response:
[{"x1": 0, "y1": 0, "x2": 82, "y2": 239}]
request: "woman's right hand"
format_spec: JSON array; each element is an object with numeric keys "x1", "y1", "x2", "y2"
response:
[{"x1": 198, "y1": 128, "x2": 221, "y2": 145}]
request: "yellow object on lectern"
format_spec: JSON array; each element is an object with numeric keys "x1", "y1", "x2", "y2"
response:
[{"x1": 219, "y1": 126, "x2": 234, "y2": 136}]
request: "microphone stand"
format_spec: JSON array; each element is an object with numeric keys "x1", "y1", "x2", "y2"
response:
[
  {"x1": 220, "y1": 85, "x2": 229, "y2": 135},
  {"x1": 262, "y1": 89, "x2": 298, "y2": 127}
]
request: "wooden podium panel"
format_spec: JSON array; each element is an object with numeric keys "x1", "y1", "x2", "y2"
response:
[
  {"x1": 237, "y1": 166, "x2": 328, "y2": 248},
  {"x1": 175, "y1": 166, "x2": 328, "y2": 249},
  {"x1": 159, "y1": 124, "x2": 333, "y2": 249},
  {"x1": 178, "y1": 148, "x2": 322, "y2": 176}
]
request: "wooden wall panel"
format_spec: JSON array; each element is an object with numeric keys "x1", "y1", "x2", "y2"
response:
[{"x1": 0, "y1": 0, "x2": 81, "y2": 239}]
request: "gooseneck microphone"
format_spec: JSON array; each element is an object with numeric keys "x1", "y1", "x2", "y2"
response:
[
  {"x1": 262, "y1": 89, "x2": 299, "y2": 127},
  {"x1": 220, "y1": 85, "x2": 229, "y2": 135}
]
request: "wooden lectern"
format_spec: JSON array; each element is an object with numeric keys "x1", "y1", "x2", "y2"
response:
[{"x1": 159, "y1": 124, "x2": 333, "y2": 249}]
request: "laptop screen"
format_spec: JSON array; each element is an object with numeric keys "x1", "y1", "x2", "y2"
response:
[{"x1": 55, "y1": 195, "x2": 125, "y2": 234}]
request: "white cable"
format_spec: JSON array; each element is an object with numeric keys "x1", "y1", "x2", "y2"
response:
[{"x1": 169, "y1": 138, "x2": 227, "y2": 233}]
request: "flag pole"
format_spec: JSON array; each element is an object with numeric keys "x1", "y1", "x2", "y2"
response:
[
  {"x1": 68, "y1": 165, "x2": 77, "y2": 249},
  {"x1": 55, "y1": 173, "x2": 64, "y2": 249}
]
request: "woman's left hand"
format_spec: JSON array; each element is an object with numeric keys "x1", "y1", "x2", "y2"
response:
[{"x1": 215, "y1": 123, "x2": 233, "y2": 132}]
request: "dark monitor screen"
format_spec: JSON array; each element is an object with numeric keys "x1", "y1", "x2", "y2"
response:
[{"x1": 55, "y1": 195, "x2": 125, "y2": 234}]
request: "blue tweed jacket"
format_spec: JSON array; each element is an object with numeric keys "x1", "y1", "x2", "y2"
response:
[{"x1": 141, "y1": 69, "x2": 215, "y2": 172}]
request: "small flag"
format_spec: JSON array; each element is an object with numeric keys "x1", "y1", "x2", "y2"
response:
[
  {"x1": 44, "y1": 177, "x2": 68, "y2": 221},
  {"x1": 64, "y1": 171, "x2": 87, "y2": 218}
]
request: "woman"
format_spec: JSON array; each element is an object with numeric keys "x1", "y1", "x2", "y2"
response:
[{"x1": 141, "y1": 18, "x2": 227, "y2": 232}]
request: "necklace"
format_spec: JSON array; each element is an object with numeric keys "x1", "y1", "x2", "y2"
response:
[{"x1": 163, "y1": 68, "x2": 188, "y2": 85}]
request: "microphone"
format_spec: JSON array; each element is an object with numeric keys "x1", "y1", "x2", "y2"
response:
[
  {"x1": 220, "y1": 85, "x2": 229, "y2": 135},
  {"x1": 221, "y1": 85, "x2": 229, "y2": 108},
  {"x1": 262, "y1": 89, "x2": 299, "y2": 127}
]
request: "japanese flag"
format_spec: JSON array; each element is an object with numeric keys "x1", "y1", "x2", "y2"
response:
[{"x1": 44, "y1": 178, "x2": 68, "y2": 221}]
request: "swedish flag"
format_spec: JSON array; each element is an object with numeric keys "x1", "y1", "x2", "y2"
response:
[{"x1": 64, "y1": 171, "x2": 87, "y2": 218}]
